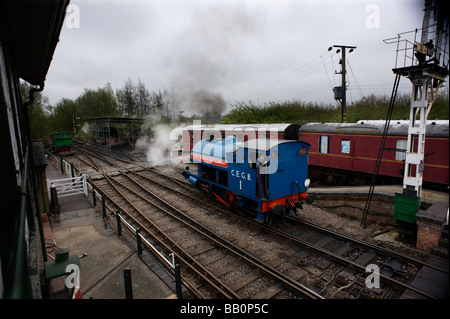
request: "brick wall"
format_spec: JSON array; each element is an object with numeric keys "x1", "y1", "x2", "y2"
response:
[
  {"x1": 415, "y1": 203, "x2": 448, "y2": 252},
  {"x1": 416, "y1": 220, "x2": 442, "y2": 252}
]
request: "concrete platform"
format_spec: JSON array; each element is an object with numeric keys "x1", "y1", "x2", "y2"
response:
[
  {"x1": 44, "y1": 158, "x2": 175, "y2": 299},
  {"x1": 309, "y1": 185, "x2": 448, "y2": 205}
]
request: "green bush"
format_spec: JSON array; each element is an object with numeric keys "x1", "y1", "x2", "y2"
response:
[{"x1": 221, "y1": 91, "x2": 448, "y2": 124}]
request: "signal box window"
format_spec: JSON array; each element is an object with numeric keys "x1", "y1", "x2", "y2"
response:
[
  {"x1": 341, "y1": 140, "x2": 350, "y2": 154},
  {"x1": 319, "y1": 136, "x2": 329, "y2": 154}
]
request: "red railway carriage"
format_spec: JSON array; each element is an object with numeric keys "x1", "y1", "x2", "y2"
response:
[
  {"x1": 181, "y1": 123, "x2": 300, "y2": 160},
  {"x1": 299, "y1": 120, "x2": 449, "y2": 188}
]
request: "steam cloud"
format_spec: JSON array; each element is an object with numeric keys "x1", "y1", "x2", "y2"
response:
[
  {"x1": 135, "y1": 123, "x2": 183, "y2": 166},
  {"x1": 136, "y1": 4, "x2": 262, "y2": 165},
  {"x1": 134, "y1": 112, "x2": 185, "y2": 166}
]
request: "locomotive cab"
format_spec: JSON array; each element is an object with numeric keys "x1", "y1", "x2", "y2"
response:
[
  {"x1": 239, "y1": 139, "x2": 314, "y2": 223},
  {"x1": 183, "y1": 136, "x2": 314, "y2": 224}
]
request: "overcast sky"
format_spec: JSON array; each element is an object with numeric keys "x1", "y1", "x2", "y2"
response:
[{"x1": 44, "y1": 0, "x2": 434, "y2": 115}]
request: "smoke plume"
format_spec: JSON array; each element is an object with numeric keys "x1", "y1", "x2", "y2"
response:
[
  {"x1": 169, "y1": 3, "x2": 262, "y2": 117},
  {"x1": 134, "y1": 114, "x2": 184, "y2": 166},
  {"x1": 136, "y1": 4, "x2": 262, "y2": 165}
]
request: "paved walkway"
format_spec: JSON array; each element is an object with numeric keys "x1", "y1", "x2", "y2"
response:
[{"x1": 45, "y1": 158, "x2": 175, "y2": 299}]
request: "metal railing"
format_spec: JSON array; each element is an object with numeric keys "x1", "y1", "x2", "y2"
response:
[
  {"x1": 86, "y1": 177, "x2": 184, "y2": 298},
  {"x1": 46, "y1": 150, "x2": 184, "y2": 297},
  {"x1": 115, "y1": 211, "x2": 174, "y2": 269},
  {"x1": 383, "y1": 26, "x2": 449, "y2": 70},
  {"x1": 47, "y1": 151, "x2": 175, "y2": 267},
  {"x1": 383, "y1": 31, "x2": 419, "y2": 69}
]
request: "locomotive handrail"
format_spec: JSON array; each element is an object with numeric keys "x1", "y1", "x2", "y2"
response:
[{"x1": 294, "y1": 181, "x2": 301, "y2": 201}]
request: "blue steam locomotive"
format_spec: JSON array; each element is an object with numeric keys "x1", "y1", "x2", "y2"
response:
[{"x1": 182, "y1": 136, "x2": 315, "y2": 224}]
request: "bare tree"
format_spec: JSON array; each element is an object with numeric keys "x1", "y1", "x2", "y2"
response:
[
  {"x1": 116, "y1": 79, "x2": 178, "y2": 120},
  {"x1": 136, "y1": 79, "x2": 151, "y2": 116},
  {"x1": 116, "y1": 78, "x2": 136, "y2": 116}
]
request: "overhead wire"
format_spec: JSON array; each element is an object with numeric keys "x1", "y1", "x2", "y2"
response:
[
  {"x1": 249, "y1": 57, "x2": 323, "y2": 99},
  {"x1": 346, "y1": 83, "x2": 410, "y2": 97},
  {"x1": 321, "y1": 54, "x2": 334, "y2": 93},
  {"x1": 248, "y1": 49, "x2": 339, "y2": 101},
  {"x1": 255, "y1": 58, "x2": 335, "y2": 99},
  {"x1": 346, "y1": 57, "x2": 365, "y2": 101},
  {"x1": 330, "y1": 54, "x2": 337, "y2": 88},
  {"x1": 249, "y1": 47, "x2": 396, "y2": 104},
  {"x1": 348, "y1": 82, "x2": 354, "y2": 105}
]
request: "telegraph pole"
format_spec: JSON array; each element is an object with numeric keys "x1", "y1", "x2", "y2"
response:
[{"x1": 332, "y1": 45, "x2": 356, "y2": 123}]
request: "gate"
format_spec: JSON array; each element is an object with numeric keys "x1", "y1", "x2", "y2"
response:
[{"x1": 48, "y1": 174, "x2": 88, "y2": 198}]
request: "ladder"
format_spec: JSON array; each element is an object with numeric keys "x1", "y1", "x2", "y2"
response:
[{"x1": 361, "y1": 73, "x2": 400, "y2": 228}]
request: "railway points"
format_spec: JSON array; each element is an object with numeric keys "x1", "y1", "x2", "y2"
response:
[
  {"x1": 46, "y1": 144, "x2": 448, "y2": 299},
  {"x1": 43, "y1": 156, "x2": 175, "y2": 299}
]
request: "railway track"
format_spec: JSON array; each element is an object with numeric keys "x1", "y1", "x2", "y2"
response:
[
  {"x1": 75, "y1": 146, "x2": 322, "y2": 299},
  {"x1": 129, "y1": 166, "x2": 447, "y2": 299},
  {"x1": 68, "y1": 145, "x2": 447, "y2": 299}
]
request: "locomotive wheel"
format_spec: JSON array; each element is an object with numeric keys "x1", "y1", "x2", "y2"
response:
[
  {"x1": 225, "y1": 191, "x2": 239, "y2": 212},
  {"x1": 228, "y1": 199, "x2": 239, "y2": 212},
  {"x1": 268, "y1": 204, "x2": 286, "y2": 225}
]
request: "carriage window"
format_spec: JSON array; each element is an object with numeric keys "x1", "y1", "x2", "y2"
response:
[
  {"x1": 341, "y1": 140, "x2": 350, "y2": 154},
  {"x1": 396, "y1": 139, "x2": 407, "y2": 161},
  {"x1": 319, "y1": 136, "x2": 329, "y2": 153}
]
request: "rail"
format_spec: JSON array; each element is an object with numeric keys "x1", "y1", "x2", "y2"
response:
[
  {"x1": 138, "y1": 166, "x2": 445, "y2": 298},
  {"x1": 46, "y1": 150, "x2": 182, "y2": 294},
  {"x1": 113, "y1": 209, "x2": 175, "y2": 270},
  {"x1": 114, "y1": 168, "x2": 323, "y2": 299},
  {"x1": 47, "y1": 151, "x2": 176, "y2": 265}
]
